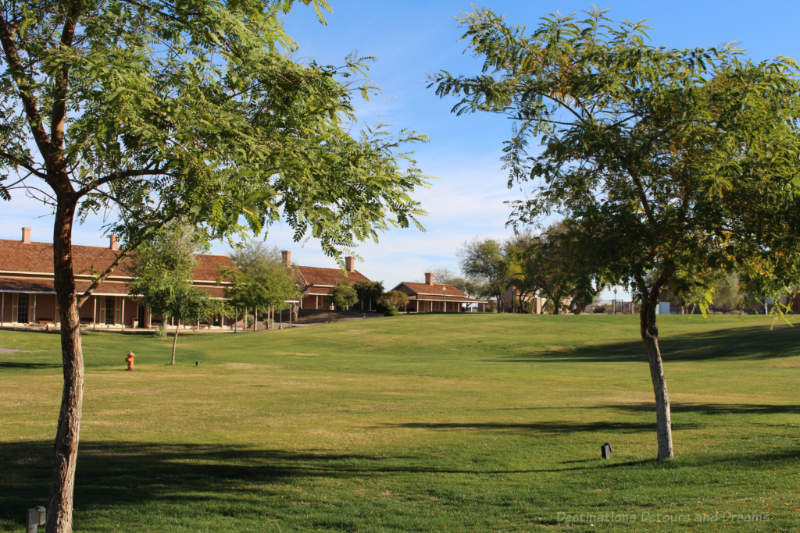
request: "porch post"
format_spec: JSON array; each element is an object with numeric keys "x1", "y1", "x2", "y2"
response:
[
  {"x1": 92, "y1": 296, "x2": 97, "y2": 329},
  {"x1": 1, "y1": 292, "x2": 4, "y2": 326},
  {"x1": 121, "y1": 298, "x2": 125, "y2": 328}
]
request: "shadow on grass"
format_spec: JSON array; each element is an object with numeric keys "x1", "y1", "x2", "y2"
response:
[
  {"x1": 1, "y1": 439, "x2": 797, "y2": 528},
  {"x1": 377, "y1": 420, "x2": 699, "y2": 433},
  {"x1": 0, "y1": 440, "x2": 382, "y2": 526},
  {"x1": 608, "y1": 402, "x2": 800, "y2": 416},
  {"x1": 500, "y1": 324, "x2": 800, "y2": 363},
  {"x1": 0, "y1": 362, "x2": 61, "y2": 370}
]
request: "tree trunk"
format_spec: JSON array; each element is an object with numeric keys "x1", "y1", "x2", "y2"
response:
[
  {"x1": 640, "y1": 297, "x2": 674, "y2": 461},
  {"x1": 48, "y1": 198, "x2": 83, "y2": 533},
  {"x1": 170, "y1": 320, "x2": 180, "y2": 365}
]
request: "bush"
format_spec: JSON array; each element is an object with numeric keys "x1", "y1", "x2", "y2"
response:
[
  {"x1": 331, "y1": 282, "x2": 358, "y2": 310},
  {"x1": 379, "y1": 290, "x2": 409, "y2": 311},
  {"x1": 384, "y1": 307, "x2": 400, "y2": 316}
]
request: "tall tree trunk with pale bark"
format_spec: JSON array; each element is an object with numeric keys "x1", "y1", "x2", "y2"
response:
[
  {"x1": 48, "y1": 198, "x2": 83, "y2": 533},
  {"x1": 639, "y1": 295, "x2": 674, "y2": 461}
]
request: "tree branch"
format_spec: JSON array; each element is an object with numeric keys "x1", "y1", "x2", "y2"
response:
[
  {"x1": 77, "y1": 249, "x2": 132, "y2": 308},
  {"x1": 51, "y1": 2, "x2": 82, "y2": 152},
  {"x1": 0, "y1": 149, "x2": 47, "y2": 178},
  {"x1": 0, "y1": 14, "x2": 54, "y2": 173},
  {"x1": 76, "y1": 217, "x2": 176, "y2": 307},
  {"x1": 76, "y1": 166, "x2": 166, "y2": 197}
]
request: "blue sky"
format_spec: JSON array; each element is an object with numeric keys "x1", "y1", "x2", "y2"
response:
[{"x1": 4, "y1": 1, "x2": 800, "y2": 290}]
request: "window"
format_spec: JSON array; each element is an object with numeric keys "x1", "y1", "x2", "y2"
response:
[
  {"x1": 17, "y1": 294, "x2": 29, "y2": 323},
  {"x1": 105, "y1": 296, "x2": 115, "y2": 324}
]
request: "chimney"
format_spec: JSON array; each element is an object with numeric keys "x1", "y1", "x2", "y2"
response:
[
  {"x1": 21, "y1": 227, "x2": 31, "y2": 243},
  {"x1": 345, "y1": 256, "x2": 355, "y2": 273},
  {"x1": 281, "y1": 250, "x2": 291, "y2": 268},
  {"x1": 109, "y1": 234, "x2": 119, "y2": 250},
  {"x1": 425, "y1": 272, "x2": 433, "y2": 285}
]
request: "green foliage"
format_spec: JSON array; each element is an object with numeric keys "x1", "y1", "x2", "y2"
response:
[
  {"x1": 383, "y1": 306, "x2": 400, "y2": 316},
  {"x1": 225, "y1": 242, "x2": 299, "y2": 314},
  {"x1": 331, "y1": 282, "x2": 358, "y2": 310},
  {"x1": 379, "y1": 290, "x2": 409, "y2": 311},
  {"x1": 508, "y1": 222, "x2": 598, "y2": 315},
  {"x1": 127, "y1": 223, "x2": 213, "y2": 327},
  {"x1": 433, "y1": 7, "x2": 800, "y2": 312},
  {"x1": 460, "y1": 239, "x2": 510, "y2": 309},
  {"x1": 0, "y1": 0, "x2": 427, "y2": 257},
  {"x1": 353, "y1": 280, "x2": 384, "y2": 311}
]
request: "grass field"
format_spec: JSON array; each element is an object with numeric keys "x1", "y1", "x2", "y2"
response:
[{"x1": 1, "y1": 314, "x2": 799, "y2": 531}]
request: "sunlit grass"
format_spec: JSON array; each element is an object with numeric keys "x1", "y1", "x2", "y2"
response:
[{"x1": 1, "y1": 314, "x2": 799, "y2": 531}]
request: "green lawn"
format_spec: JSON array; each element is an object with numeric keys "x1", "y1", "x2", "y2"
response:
[{"x1": 1, "y1": 314, "x2": 798, "y2": 531}]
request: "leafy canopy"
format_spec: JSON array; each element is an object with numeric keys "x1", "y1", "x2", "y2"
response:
[
  {"x1": 460, "y1": 239, "x2": 511, "y2": 307},
  {"x1": 0, "y1": 0, "x2": 427, "y2": 255},
  {"x1": 379, "y1": 289, "x2": 408, "y2": 311},
  {"x1": 331, "y1": 281, "x2": 358, "y2": 310},
  {"x1": 226, "y1": 242, "x2": 299, "y2": 313},
  {"x1": 127, "y1": 222, "x2": 214, "y2": 325},
  {"x1": 433, "y1": 7, "x2": 800, "y2": 308}
]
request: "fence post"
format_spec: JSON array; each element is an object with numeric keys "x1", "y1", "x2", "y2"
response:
[{"x1": 26, "y1": 506, "x2": 46, "y2": 533}]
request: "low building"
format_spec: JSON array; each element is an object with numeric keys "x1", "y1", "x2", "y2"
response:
[
  {"x1": 283, "y1": 251, "x2": 371, "y2": 311},
  {"x1": 0, "y1": 227, "x2": 234, "y2": 329},
  {"x1": 391, "y1": 272, "x2": 487, "y2": 313}
]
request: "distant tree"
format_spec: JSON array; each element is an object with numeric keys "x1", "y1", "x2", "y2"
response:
[
  {"x1": 433, "y1": 8, "x2": 800, "y2": 460},
  {"x1": 331, "y1": 282, "x2": 359, "y2": 311},
  {"x1": 502, "y1": 233, "x2": 536, "y2": 313},
  {"x1": 128, "y1": 224, "x2": 212, "y2": 365},
  {"x1": 379, "y1": 290, "x2": 409, "y2": 313},
  {"x1": 226, "y1": 243, "x2": 300, "y2": 330},
  {"x1": 353, "y1": 280, "x2": 384, "y2": 312},
  {"x1": 460, "y1": 239, "x2": 511, "y2": 311},
  {"x1": 516, "y1": 222, "x2": 598, "y2": 315}
]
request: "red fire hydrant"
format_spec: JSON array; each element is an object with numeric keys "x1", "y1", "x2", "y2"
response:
[{"x1": 126, "y1": 351, "x2": 135, "y2": 371}]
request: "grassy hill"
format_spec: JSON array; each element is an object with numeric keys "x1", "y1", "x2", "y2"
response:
[{"x1": 1, "y1": 314, "x2": 798, "y2": 531}]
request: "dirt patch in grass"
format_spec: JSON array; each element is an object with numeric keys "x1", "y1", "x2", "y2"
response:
[
  {"x1": 272, "y1": 351, "x2": 320, "y2": 357},
  {"x1": 0, "y1": 347, "x2": 20, "y2": 353}
]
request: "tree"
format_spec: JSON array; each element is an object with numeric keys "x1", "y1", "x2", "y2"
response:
[
  {"x1": 331, "y1": 282, "x2": 358, "y2": 310},
  {"x1": 460, "y1": 239, "x2": 511, "y2": 311},
  {"x1": 353, "y1": 280, "x2": 384, "y2": 312},
  {"x1": 433, "y1": 8, "x2": 800, "y2": 460},
  {"x1": 511, "y1": 222, "x2": 598, "y2": 315},
  {"x1": 0, "y1": 1, "x2": 426, "y2": 529},
  {"x1": 379, "y1": 289, "x2": 409, "y2": 312},
  {"x1": 128, "y1": 224, "x2": 213, "y2": 364},
  {"x1": 226, "y1": 243, "x2": 300, "y2": 330}
]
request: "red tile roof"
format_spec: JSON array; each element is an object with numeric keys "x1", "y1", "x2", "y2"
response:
[
  {"x1": 392, "y1": 281, "x2": 485, "y2": 303},
  {"x1": 0, "y1": 238, "x2": 233, "y2": 282},
  {"x1": 293, "y1": 265, "x2": 370, "y2": 288}
]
